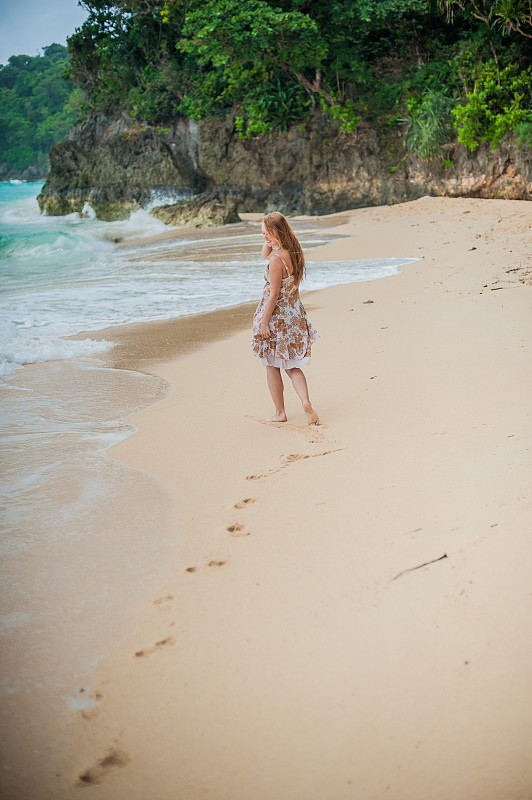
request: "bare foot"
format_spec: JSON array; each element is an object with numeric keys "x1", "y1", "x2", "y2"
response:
[
  {"x1": 303, "y1": 401, "x2": 319, "y2": 426},
  {"x1": 266, "y1": 412, "x2": 287, "y2": 422}
]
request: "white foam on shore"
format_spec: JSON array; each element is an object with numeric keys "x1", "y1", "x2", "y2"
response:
[{"x1": 0, "y1": 321, "x2": 111, "y2": 380}]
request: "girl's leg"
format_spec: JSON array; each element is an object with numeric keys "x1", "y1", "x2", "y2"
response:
[
  {"x1": 284, "y1": 367, "x2": 319, "y2": 425},
  {"x1": 265, "y1": 366, "x2": 287, "y2": 422}
]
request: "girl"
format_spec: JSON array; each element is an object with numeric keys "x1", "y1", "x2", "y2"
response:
[{"x1": 251, "y1": 212, "x2": 319, "y2": 425}]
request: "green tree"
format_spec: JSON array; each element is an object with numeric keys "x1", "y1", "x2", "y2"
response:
[
  {"x1": 0, "y1": 44, "x2": 83, "y2": 176},
  {"x1": 452, "y1": 61, "x2": 532, "y2": 149},
  {"x1": 176, "y1": 0, "x2": 329, "y2": 132},
  {"x1": 67, "y1": 0, "x2": 193, "y2": 120},
  {"x1": 60, "y1": 0, "x2": 532, "y2": 152}
]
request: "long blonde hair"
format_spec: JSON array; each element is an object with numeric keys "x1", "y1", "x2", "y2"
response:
[{"x1": 263, "y1": 212, "x2": 306, "y2": 286}]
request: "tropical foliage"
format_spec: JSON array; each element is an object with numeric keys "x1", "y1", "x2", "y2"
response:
[
  {"x1": 0, "y1": 44, "x2": 83, "y2": 176},
  {"x1": 2, "y1": 1, "x2": 532, "y2": 176},
  {"x1": 452, "y1": 61, "x2": 532, "y2": 149},
  {"x1": 400, "y1": 90, "x2": 457, "y2": 160},
  {"x1": 64, "y1": 0, "x2": 531, "y2": 158}
]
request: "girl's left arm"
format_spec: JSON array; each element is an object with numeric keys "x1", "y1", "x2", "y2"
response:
[{"x1": 260, "y1": 257, "x2": 282, "y2": 338}]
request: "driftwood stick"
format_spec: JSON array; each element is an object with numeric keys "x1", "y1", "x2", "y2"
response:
[{"x1": 392, "y1": 553, "x2": 448, "y2": 581}]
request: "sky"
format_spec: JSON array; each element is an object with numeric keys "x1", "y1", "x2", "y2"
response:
[{"x1": 0, "y1": 0, "x2": 89, "y2": 65}]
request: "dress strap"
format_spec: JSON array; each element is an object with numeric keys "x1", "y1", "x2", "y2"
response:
[
  {"x1": 268, "y1": 250, "x2": 292, "y2": 277},
  {"x1": 281, "y1": 256, "x2": 290, "y2": 277},
  {"x1": 277, "y1": 254, "x2": 291, "y2": 277}
]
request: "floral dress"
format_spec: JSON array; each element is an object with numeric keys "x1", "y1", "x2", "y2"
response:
[{"x1": 251, "y1": 255, "x2": 319, "y2": 369}]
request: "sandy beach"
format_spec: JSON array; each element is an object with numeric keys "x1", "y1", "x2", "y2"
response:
[{"x1": 4, "y1": 196, "x2": 532, "y2": 800}]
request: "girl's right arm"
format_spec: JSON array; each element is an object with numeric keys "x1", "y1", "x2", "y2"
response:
[{"x1": 261, "y1": 242, "x2": 272, "y2": 259}]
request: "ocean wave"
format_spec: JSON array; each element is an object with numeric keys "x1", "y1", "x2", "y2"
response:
[
  {"x1": 0, "y1": 321, "x2": 111, "y2": 381},
  {"x1": 3, "y1": 231, "x2": 111, "y2": 263}
]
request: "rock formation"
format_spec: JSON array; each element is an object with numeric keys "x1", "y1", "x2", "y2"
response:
[
  {"x1": 151, "y1": 192, "x2": 240, "y2": 227},
  {"x1": 38, "y1": 112, "x2": 532, "y2": 222}
]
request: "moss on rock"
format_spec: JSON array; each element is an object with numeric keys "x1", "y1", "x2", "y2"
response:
[{"x1": 152, "y1": 193, "x2": 240, "y2": 227}]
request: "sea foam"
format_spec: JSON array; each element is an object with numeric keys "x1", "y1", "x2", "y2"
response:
[{"x1": 0, "y1": 320, "x2": 111, "y2": 380}]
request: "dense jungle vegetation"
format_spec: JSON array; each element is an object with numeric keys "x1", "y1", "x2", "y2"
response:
[
  {"x1": 67, "y1": 0, "x2": 532, "y2": 157},
  {"x1": 0, "y1": 44, "x2": 83, "y2": 178},
  {"x1": 2, "y1": 1, "x2": 531, "y2": 177}
]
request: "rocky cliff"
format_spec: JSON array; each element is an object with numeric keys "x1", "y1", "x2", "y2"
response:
[{"x1": 38, "y1": 112, "x2": 532, "y2": 222}]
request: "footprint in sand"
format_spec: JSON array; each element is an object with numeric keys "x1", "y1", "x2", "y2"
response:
[
  {"x1": 134, "y1": 636, "x2": 174, "y2": 658},
  {"x1": 185, "y1": 560, "x2": 228, "y2": 572},
  {"x1": 282, "y1": 453, "x2": 313, "y2": 464},
  {"x1": 77, "y1": 750, "x2": 130, "y2": 786},
  {"x1": 245, "y1": 414, "x2": 327, "y2": 443},
  {"x1": 234, "y1": 497, "x2": 256, "y2": 509},
  {"x1": 153, "y1": 594, "x2": 174, "y2": 606},
  {"x1": 79, "y1": 690, "x2": 103, "y2": 721},
  {"x1": 226, "y1": 523, "x2": 250, "y2": 537},
  {"x1": 246, "y1": 448, "x2": 343, "y2": 480},
  {"x1": 78, "y1": 688, "x2": 103, "y2": 701}
]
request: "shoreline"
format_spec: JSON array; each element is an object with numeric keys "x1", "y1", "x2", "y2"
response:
[
  {"x1": 78, "y1": 299, "x2": 260, "y2": 373},
  {"x1": 3, "y1": 196, "x2": 532, "y2": 800},
  {"x1": 70, "y1": 209, "x2": 382, "y2": 374}
]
